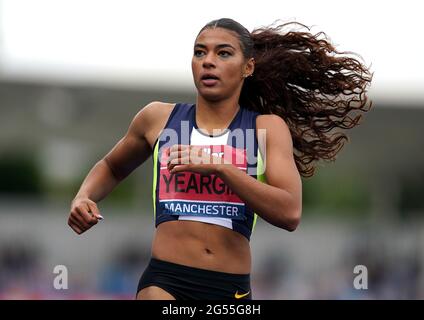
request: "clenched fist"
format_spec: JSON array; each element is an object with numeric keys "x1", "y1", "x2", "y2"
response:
[{"x1": 68, "y1": 198, "x2": 103, "y2": 234}]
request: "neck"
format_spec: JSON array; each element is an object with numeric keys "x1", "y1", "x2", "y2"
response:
[{"x1": 195, "y1": 95, "x2": 240, "y2": 135}]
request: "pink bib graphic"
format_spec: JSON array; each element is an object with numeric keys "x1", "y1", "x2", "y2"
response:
[{"x1": 158, "y1": 145, "x2": 247, "y2": 220}]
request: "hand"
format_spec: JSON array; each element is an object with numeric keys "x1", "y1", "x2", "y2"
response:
[
  {"x1": 166, "y1": 144, "x2": 225, "y2": 175},
  {"x1": 68, "y1": 197, "x2": 103, "y2": 235}
]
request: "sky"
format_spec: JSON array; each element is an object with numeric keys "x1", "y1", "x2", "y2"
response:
[{"x1": 0, "y1": 0, "x2": 423, "y2": 103}]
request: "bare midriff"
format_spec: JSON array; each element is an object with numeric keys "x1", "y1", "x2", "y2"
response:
[{"x1": 151, "y1": 220, "x2": 251, "y2": 275}]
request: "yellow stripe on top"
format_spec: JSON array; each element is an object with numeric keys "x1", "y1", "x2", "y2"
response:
[
  {"x1": 252, "y1": 148, "x2": 266, "y2": 233},
  {"x1": 152, "y1": 141, "x2": 159, "y2": 219}
]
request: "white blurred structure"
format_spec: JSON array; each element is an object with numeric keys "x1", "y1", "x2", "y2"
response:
[{"x1": 0, "y1": 0, "x2": 423, "y2": 103}]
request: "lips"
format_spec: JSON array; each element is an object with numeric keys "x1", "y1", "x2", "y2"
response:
[{"x1": 200, "y1": 73, "x2": 220, "y2": 86}]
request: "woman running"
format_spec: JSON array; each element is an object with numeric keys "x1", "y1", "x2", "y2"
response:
[{"x1": 67, "y1": 18, "x2": 372, "y2": 300}]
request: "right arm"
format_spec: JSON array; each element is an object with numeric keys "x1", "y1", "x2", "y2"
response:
[{"x1": 68, "y1": 101, "x2": 170, "y2": 234}]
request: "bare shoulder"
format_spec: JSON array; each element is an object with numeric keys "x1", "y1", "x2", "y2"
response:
[
  {"x1": 256, "y1": 114, "x2": 289, "y2": 130},
  {"x1": 131, "y1": 101, "x2": 176, "y2": 148},
  {"x1": 136, "y1": 101, "x2": 175, "y2": 123},
  {"x1": 256, "y1": 114, "x2": 292, "y2": 143},
  {"x1": 144, "y1": 101, "x2": 176, "y2": 115}
]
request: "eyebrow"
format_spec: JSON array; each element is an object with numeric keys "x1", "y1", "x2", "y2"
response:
[{"x1": 194, "y1": 43, "x2": 236, "y2": 50}]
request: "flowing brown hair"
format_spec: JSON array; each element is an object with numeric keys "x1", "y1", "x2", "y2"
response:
[{"x1": 199, "y1": 18, "x2": 373, "y2": 178}]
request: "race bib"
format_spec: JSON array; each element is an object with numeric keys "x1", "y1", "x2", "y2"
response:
[{"x1": 158, "y1": 145, "x2": 247, "y2": 220}]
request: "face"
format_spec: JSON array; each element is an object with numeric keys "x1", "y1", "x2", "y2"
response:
[{"x1": 191, "y1": 27, "x2": 254, "y2": 102}]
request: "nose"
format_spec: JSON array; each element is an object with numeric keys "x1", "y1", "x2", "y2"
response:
[{"x1": 202, "y1": 52, "x2": 216, "y2": 68}]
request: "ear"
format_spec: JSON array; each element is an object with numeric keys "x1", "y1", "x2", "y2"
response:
[{"x1": 243, "y1": 58, "x2": 255, "y2": 78}]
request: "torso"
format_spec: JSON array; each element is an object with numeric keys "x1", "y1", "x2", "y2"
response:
[
  {"x1": 152, "y1": 220, "x2": 251, "y2": 273},
  {"x1": 144, "y1": 102, "x2": 252, "y2": 274}
]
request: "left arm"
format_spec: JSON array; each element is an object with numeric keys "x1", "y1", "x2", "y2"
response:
[
  {"x1": 167, "y1": 114, "x2": 302, "y2": 231},
  {"x1": 219, "y1": 115, "x2": 302, "y2": 231}
]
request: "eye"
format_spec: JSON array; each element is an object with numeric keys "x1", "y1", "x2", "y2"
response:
[
  {"x1": 194, "y1": 50, "x2": 205, "y2": 57},
  {"x1": 218, "y1": 51, "x2": 232, "y2": 57}
]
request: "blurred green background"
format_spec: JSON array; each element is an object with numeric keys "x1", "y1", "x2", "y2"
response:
[{"x1": 1, "y1": 81, "x2": 423, "y2": 299}]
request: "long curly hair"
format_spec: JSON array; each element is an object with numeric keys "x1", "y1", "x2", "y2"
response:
[{"x1": 199, "y1": 18, "x2": 373, "y2": 178}]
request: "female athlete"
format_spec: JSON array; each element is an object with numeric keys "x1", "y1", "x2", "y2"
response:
[{"x1": 67, "y1": 18, "x2": 372, "y2": 300}]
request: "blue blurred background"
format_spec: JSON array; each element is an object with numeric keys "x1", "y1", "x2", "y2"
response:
[{"x1": 1, "y1": 0, "x2": 423, "y2": 299}]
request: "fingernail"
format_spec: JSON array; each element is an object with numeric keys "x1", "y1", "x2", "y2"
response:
[{"x1": 98, "y1": 215, "x2": 104, "y2": 220}]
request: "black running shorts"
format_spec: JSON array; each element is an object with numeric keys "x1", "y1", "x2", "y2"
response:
[{"x1": 137, "y1": 257, "x2": 252, "y2": 300}]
